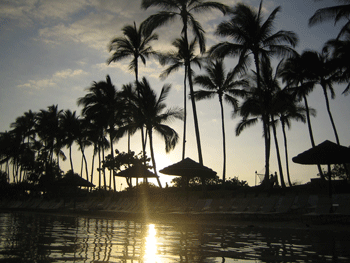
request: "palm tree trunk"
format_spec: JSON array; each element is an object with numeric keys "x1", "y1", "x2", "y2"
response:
[
  {"x1": 281, "y1": 120, "x2": 292, "y2": 186},
  {"x1": 322, "y1": 86, "x2": 340, "y2": 145},
  {"x1": 271, "y1": 116, "x2": 286, "y2": 188},
  {"x1": 91, "y1": 149, "x2": 96, "y2": 184},
  {"x1": 109, "y1": 131, "x2": 116, "y2": 191},
  {"x1": 98, "y1": 144, "x2": 101, "y2": 188},
  {"x1": 262, "y1": 115, "x2": 271, "y2": 186},
  {"x1": 184, "y1": 24, "x2": 203, "y2": 165},
  {"x1": 188, "y1": 63, "x2": 203, "y2": 165},
  {"x1": 148, "y1": 128, "x2": 162, "y2": 188},
  {"x1": 219, "y1": 96, "x2": 226, "y2": 184},
  {"x1": 69, "y1": 145, "x2": 74, "y2": 174},
  {"x1": 182, "y1": 67, "x2": 187, "y2": 160},
  {"x1": 303, "y1": 94, "x2": 325, "y2": 179},
  {"x1": 135, "y1": 59, "x2": 148, "y2": 165},
  {"x1": 81, "y1": 149, "x2": 89, "y2": 181},
  {"x1": 102, "y1": 145, "x2": 107, "y2": 190}
]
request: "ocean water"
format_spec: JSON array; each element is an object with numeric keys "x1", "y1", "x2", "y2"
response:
[{"x1": 0, "y1": 212, "x2": 349, "y2": 262}]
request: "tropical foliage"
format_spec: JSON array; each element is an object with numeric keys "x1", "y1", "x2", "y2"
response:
[{"x1": 2, "y1": 0, "x2": 350, "y2": 194}]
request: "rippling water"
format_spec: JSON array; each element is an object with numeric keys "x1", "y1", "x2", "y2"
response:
[{"x1": 0, "y1": 212, "x2": 350, "y2": 262}]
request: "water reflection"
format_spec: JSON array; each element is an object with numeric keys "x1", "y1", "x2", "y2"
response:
[
  {"x1": 0, "y1": 212, "x2": 350, "y2": 262},
  {"x1": 144, "y1": 224, "x2": 160, "y2": 263}
]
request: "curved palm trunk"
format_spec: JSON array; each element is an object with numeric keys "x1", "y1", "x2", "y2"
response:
[
  {"x1": 183, "y1": 20, "x2": 203, "y2": 165},
  {"x1": 135, "y1": 59, "x2": 147, "y2": 165},
  {"x1": 68, "y1": 145, "x2": 74, "y2": 174},
  {"x1": 303, "y1": 94, "x2": 325, "y2": 179},
  {"x1": 281, "y1": 120, "x2": 292, "y2": 186},
  {"x1": 271, "y1": 116, "x2": 286, "y2": 188},
  {"x1": 109, "y1": 132, "x2": 116, "y2": 191},
  {"x1": 90, "y1": 147, "x2": 96, "y2": 184},
  {"x1": 102, "y1": 145, "x2": 107, "y2": 190},
  {"x1": 219, "y1": 96, "x2": 226, "y2": 184},
  {"x1": 80, "y1": 148, "x2": 89, "y2": 181},
  {"x1": 188, "y1": 63, "x2": 203, "y2": 165},
  {"x1": 262, "y1": 115, "x2": 271, "y2": 186},
  {"x1": 182, "y1": 67, "x2": 187, "y2": 160},
  {"x1": 148, "y1": 128, "x2": 162, "y2": 188},
  {"x1": 321, "y1": 84, "x2": 349, "y2": 177},
  {"x1": 321, "y1": 85, "x2": 340, "y2": 145},
  {"x1": 98, "y1": 144, "x2": 101, "y2": 188}
]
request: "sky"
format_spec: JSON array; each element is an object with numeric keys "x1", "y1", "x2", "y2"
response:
[{"x1": 1, "y1": 0, "x2": 349, "y2": 189}]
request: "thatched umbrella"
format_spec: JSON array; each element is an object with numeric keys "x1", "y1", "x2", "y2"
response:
[
  {"x1": 292, "y1": 140, "x2": 350, "y2": 165},
  {"x1": 115, "y1": 165, "x2": 162, "y2": 188},
  {"x1": 57, "y1": 174, "x2": 95, "y2": 188},
  {"x1": 159, "y1": 157, "x2": 216, "y2": 188},
  {"x1": 292, "y1": 140, "x2": 350, "y2": 196}
]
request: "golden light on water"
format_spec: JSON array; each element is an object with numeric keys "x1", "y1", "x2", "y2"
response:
[{"x1": 144, "y1": 224, "x2": 160, "y2": 263}]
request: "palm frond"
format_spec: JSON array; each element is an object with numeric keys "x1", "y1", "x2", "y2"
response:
[{"x1": 235, "y1": 117, "x2": 258, "y2": 136}]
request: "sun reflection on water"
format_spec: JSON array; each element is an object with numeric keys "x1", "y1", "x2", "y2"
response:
[{"x1": 144, "y1": 224, "x2": 160, "y2": 263}]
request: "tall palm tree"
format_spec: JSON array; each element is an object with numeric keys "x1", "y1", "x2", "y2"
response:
[
  {"x1": 325, "y1": 28, "x2": 350, "y2": 95},
  {"x1": 309, "y1": 0, "x2": 350, "y2": 39},
  {"x1": 210, "y1": 0, "x2": 298, "y2": 181},
  {"x1": 108, "y1": 21, "x2": 158, "y2": 83},
  {"x1": 108, "y1": 20, "x2": 158, "y2": 158},
  {"x1": 235, "y1": 78, "x2": 273, "y2": 186},
  {"x1": 125, "y1": 77, "x2": 183, "y2": 187},
  {"x1": 193, "y1": 59, "x2": 246, "y2": 184},
  {"x1": 159, "y1": 37, "x2": 203, "y2": 160},
  {"x1": 60, "y1": 110, "x2": 80, "y2": 174},
  {"x1": 302, "y1": 50, "x2": 340, "y2": 145},
  {"x1": 277, "y1": 95, "x2": 310, "y2": 186},
  {"x1": 10, "y1": 110, "x2": 38, "y2": 182},
  {"x1": 279, "y1": 52, "x2": 325, "y2": 179},
  {"x1": 141, "y1": 0, "x2": 229, "y2": 165},
  {"x1": 210, "y1": 0, "x2": 298, "y2": 92},
  {"x1": 35, "y1": 105, "x2": 63, "y2": 179},
  {"x1": 75, "y1": 117, "x2": 92, "y2": 180},
  {"x1": 77, "y1": 75, "x2": 122, "y2": 191}
]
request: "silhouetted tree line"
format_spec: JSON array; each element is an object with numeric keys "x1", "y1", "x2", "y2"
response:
[{"x1": 1, "y1": 0, "x2": 350, "y2": 193}]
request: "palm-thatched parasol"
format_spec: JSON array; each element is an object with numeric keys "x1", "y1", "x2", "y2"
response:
[
  {"x1": 115, "y1": 165, "x2": 161, "y2": 187},
  {"x1": 160, "y1": 157, "x2": 216, "y2": 177},
  {"x1": 160, "y1": 158, "x2": 216, "y2": 188},
  {"x1": 57, "y1": 174, "x2": 95, "y2": 188},
  {"x1": 292, "y1": 140, "x2": 350, "y2": 165},
  {"x1": 292, "y1": 140, "x2": 350, "y2": 196}
]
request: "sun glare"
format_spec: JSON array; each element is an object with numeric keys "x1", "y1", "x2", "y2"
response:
[{"x1": 144, "y1": 224, "x2": 160, "y2": 263}]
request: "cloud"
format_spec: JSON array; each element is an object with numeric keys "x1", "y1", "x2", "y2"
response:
[{"x1": 18, "y1": 68, "x2": 88, "y2": 91}]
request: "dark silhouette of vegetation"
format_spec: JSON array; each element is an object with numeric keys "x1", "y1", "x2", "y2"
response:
[{"x1": 1, "y1": 0, "x2": 350, "y2": 197}]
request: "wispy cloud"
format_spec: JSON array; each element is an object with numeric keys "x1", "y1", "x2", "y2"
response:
[{"x1": 18, "y1": 68, "x2": 88, "y2": 91}]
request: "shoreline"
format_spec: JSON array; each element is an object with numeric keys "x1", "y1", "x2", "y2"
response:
[{"x1": 2, "y1": 193, "x2": 350, "y2": 231}]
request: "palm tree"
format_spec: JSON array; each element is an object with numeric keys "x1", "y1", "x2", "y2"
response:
[
  {"x1": 159, "y1": 37, "x2": 203, "y2": 160},
  {"x1": 108, "y1": 21, "x2": 158, "y2": 83},
  {"x1": 75, "y1": 118, "x2": 92, "y2": 180},
  {"x1": 10, "y1": 110, "x2": 38, "y2": 182},
  {"x1": 235, "y1": 78, "x2": 273, "y2": 187},
  {"x1": 210, "y1": 0, "x2": 298, "y2": 181},
  {"x1": 193, "y1": 59, "x2": 246, "y2": 184},
  {"x1": 279, "y1": 52, "x2": 325, "y2": 179},
  {"x1": 210, "y1": 0, "x2": 298, "y2": 92},
  {"x1": 141, "y1": 0, "x2": 229, "y2": 165},
  {"x1": 325, "y1": 28, "x2": 350, "y2": 95},
  {"x1": 77, "y1": 75, "x2": 122, "y2": 191},
  {"x1": 60, "y1": 110, "x2": 80, "y2": 174},
  {"x1": 277, "y1": 96, "x2": 310, "y2": 186},
  {"x1": 302, "y1": 50, "x2": 341, "y2": 145},
  {"x1": 309, "y1": 0, "x2": 350, "y2": 39},
  {"x1": 128, "y1": 77, "x2": 183, "y2": 187},
  {"x1": 108, "y1": 21, "x2": 158, "y2": 158}
]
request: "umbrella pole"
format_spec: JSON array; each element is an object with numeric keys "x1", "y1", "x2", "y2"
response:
[{"x1": 328, "y1": 164, "x2": 332, "y2": 198}]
